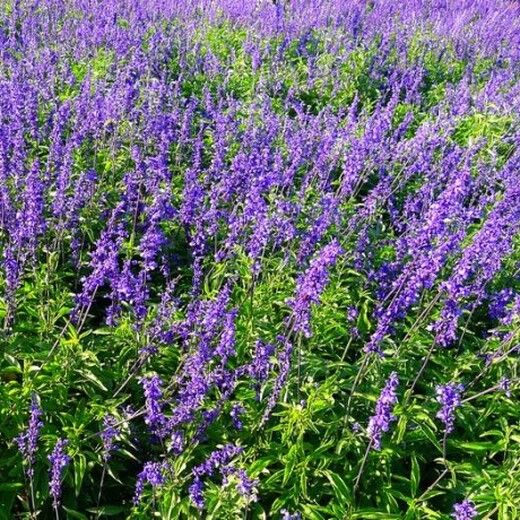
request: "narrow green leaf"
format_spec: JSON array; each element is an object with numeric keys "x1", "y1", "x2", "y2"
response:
[
  {"x1": 323, "y1": 470, "x2": 352, "y2": 503},
  {"x1": 411, "y1": 454, "x2": 420, "y2": 497}
]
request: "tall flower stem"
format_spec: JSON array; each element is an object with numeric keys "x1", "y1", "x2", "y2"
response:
[
  {"x1": 353, "y1": 438, "x2": 373, "y2": 497},
  {"x1": 343, "y1": 354, "x2": 370, "y2": 429},
  {"x1": 404, "y1": 335, "x2": 437, "y2": 406},
  {"x1": 96, "y1": 464, "x2": 107, "y2": 520}
]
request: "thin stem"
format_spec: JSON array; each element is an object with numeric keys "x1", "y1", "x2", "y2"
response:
[
  {"x1": 460, "y1": 381, "x2": 516, "y2": 404},
  {"x1": 401, "y1": 291, "x2": 441, "y2": 347},
  {"x1": 457, "y1": 303, "x2": 477, "y2": 354},
  {"x1": 353, "y1": 438, "x2": 373, "y2": 497},
  {"x1": 404, "y1": 336, "x2": 437, "y2": 406},
  {"x1": 84, "y1": 409, "x2": 145, "y2": 442},
  {"x1": 482, "y1": 506, "x2": 499, "y2": 520},
  {"x1": 113, "y1": 354, "x2": 147, "y2": 398},
  {"x1": 465, "y1": 326, "x2": 519, "y2": 391},
  {"x1": 442, "y1": 429, "x2": 448, "y2": 461},
  {"x1": 417, "y1": 430, "x2": 450, "y2": 501},
  {"x1": 29, "y1": 472, "x2": 36, "y2": 519},
  {"x1": 96, "y1": 464, "x2": 107, "y2": 519},
  {"x1": 344, "y1": 354, "x2": 370, "y2": 427},
  {"x1": 340, "y1": 335, "x2": 353, "y2": 362},
  {"x1": 296, "y1": 333, "x2": 303, "y2": 401},
  {"x1": 416, "y1": 468, "x2": 448, "y2": 502}
]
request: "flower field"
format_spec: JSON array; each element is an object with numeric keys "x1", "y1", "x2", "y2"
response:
[{"x1": 1, "y1": 0, "x2": 520, "y2": 518}]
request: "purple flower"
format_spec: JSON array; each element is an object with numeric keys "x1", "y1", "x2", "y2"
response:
[
  {"x1": 230, "y1": 403, "x2": 245, "y2": 430},
  {"x1": 281, "y1": 509, "x2": 302, "y2": 520},
  {"x1": 215, "y1": 309, "x2": 238, "y2": 364},
  {"x1": 3, "y1": 247, "x2": 20, "y2": 321},
  {"x1": 100, "y1": 415, "x2": 121, "y2": 462},
  {"x1": 489, "y1": 289, "x2": 515, "y2": 320},
  {"x1": 48, "y1": 439, "x2": 71, "y2": 510},
  {"x1": 288, "y1": 240, "x2": 344, "y2": 337},
  {"x1": 248, "y1": 340, "x2": 276, "y2": 397},
  {"x1": 189, "y1": 476, "x2": 205, "y2": 510},
  {"x1": 499, "y1": 377, "x2": 511, "y2": 397},
  {"x1": 436, "y1": 383, "x2": 464, "y2": 434},
  {"x1": 347, "y1": 306, "x2": 358, "y2": 323},
  {"x1": 15, "y1": 395, "x2": 43, "y2": 478},
  {"x1": 235, "y1": 468, "x2": 258, "y2": 502},
  {"x1": 193, "y1": 444, "x2": 243, "y2": 478},
  {"x1": 139, "y1": 374, "x2": 167, "y2": 437},
  {"x1": 367, "y1": 372, "x2": 399, "y2": 450},
  {"x1": 189, "y1": 444, "x2": 243, "y2": 509},
  {"x1": 133, "y1": 461, "x2": 170, "y2": 504},
  {"x1": 262, "y1": 338, "x2": 293, "y2": 425},
  {"x1": 452, "y1": 499, "x2": 478, "y2": 520},
  {"x1": 169, "y1": 430, "x2": 184, "y2": 455}
]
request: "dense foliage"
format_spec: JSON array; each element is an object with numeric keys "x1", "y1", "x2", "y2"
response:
[{"x1": 1, "y1": 0, "x2": 520, "y2": 518}]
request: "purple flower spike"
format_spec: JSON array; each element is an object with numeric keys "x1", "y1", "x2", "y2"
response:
[
  {"x1": 230, "y1": 403, "x2": 245, "y2": 430},
  {"x1": 139, "y1": 374, "x2": 167, "y2": 437},
  {"x1": 499, "y1": 377, "x2": 511, "y2": 397},
  {"x1": 189, "y1": 444, "x2": 243, "y2": 509},
  {"x1": 48, "y1": 438, "x2": 71, "y2": 510},
  {"x1": 169, "y1": 430, "x2": 184, "y2": 455},
  {"x1": 133, "y1": 461, "x2": 170, "y2": 505},
  {"x1": 452, "y1": 499, "x2": 478, "y2": 520},
  {"x1": 15, "y1": 395, "x2": 43, "y2": 477},
  {"x1": 235, "y1": 468, "x2": 258, "y2": 502},
  {"x1": 367, "y1": 372, "x2": 399, "y2": 450},
  {"x1": 100, "y1": 415, "x2": 121, "y2": 462},
  {"x1": 189, "y1": 476, "x2": 205, "y2": 510},
  {"x1": 436, "y1": 383, "x2": 464, "y2": 434},
  {"x1": 288, "y1": 240, "x2": 344, "y2": 337}
]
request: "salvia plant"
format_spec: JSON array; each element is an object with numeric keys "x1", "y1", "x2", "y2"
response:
[{"x1": 0, "y1": 0, "x2": 519, "y2": 518}]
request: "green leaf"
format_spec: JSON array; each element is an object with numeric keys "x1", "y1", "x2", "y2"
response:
[
  {"x1": 86, "y1": 506, "x2": 128, "y2": 516},
  {"x1": 62, "y1": 507, "x2": 88, "y2": 520},
  {"x1": 249, "y1": 457, "x2": 275, "y2": 475},
  {"x1": 0, "y1": 482, "x2": 23, "y2": 493},
  {"x1": 453, "y1": 441, "x2": 503, "y2": 453},
  {"x1": 301, "y1": 505, "x2": 327, "y2": 520},
  {"x1": 300, "y1": 470, "x2": 308, "y2": 499},
  {"x1": 282, "y1": 445, "x2": 298, "y2": 486},
  {"x1": 76, "y1": 369, "x2": 108, "y2": 391},
  {"x1": 411, "y1": 454, "x2": 420, "y2": 497},
  {"x1": 353, "y1": 512, "x2": 401, "y2": 519},
  {"x1": 323, "y1": 470, "x2": 351, "y2": 503},
  {"x1": 74, "y1": 453, "x2": 87, "y2": 497},
  {"x1": 415, "y1": 422, "x2": 442, "y2": 453},
  {"x1": 395, "y1": 416, "x2": 407, "y2": 444}
]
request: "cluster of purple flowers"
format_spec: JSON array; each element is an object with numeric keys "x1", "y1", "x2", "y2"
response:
[
  {"x1": 48, "y1": 439, "x2": 71, "y2": 510},
  {"x1": 230, "y1": 403, "x2": 245, "y2": 430},
  {"x1": 134, "y1": 461, "x2": 170, "y2": 505},
  {"x1": 499, "y1": 377, "x2": 511, "y2": 398},
  {"x1": 367, "y1": 372, "x2": 400, "y2": 450},
  {"x1": 189, "y1": 444, "x2": 257, "y2": 509},
  {"x1": 139, "y1": 374, "x2": 167, "y2": 437},
  {"x1": 100, "y1": 415, "x2": 121, "y2": 462},
  {"x1": 452, "y1": 499, "x2": 478, "y2": 520},
  {"x1": 288, "y1": 240, "x2": 344, "y2": 337},
  {"x1": 15, "y1": 395, "x2": 43, "y2": 478},
  {"x1": 436, "y1": 383, "x2": 465, "y2": 434}
]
